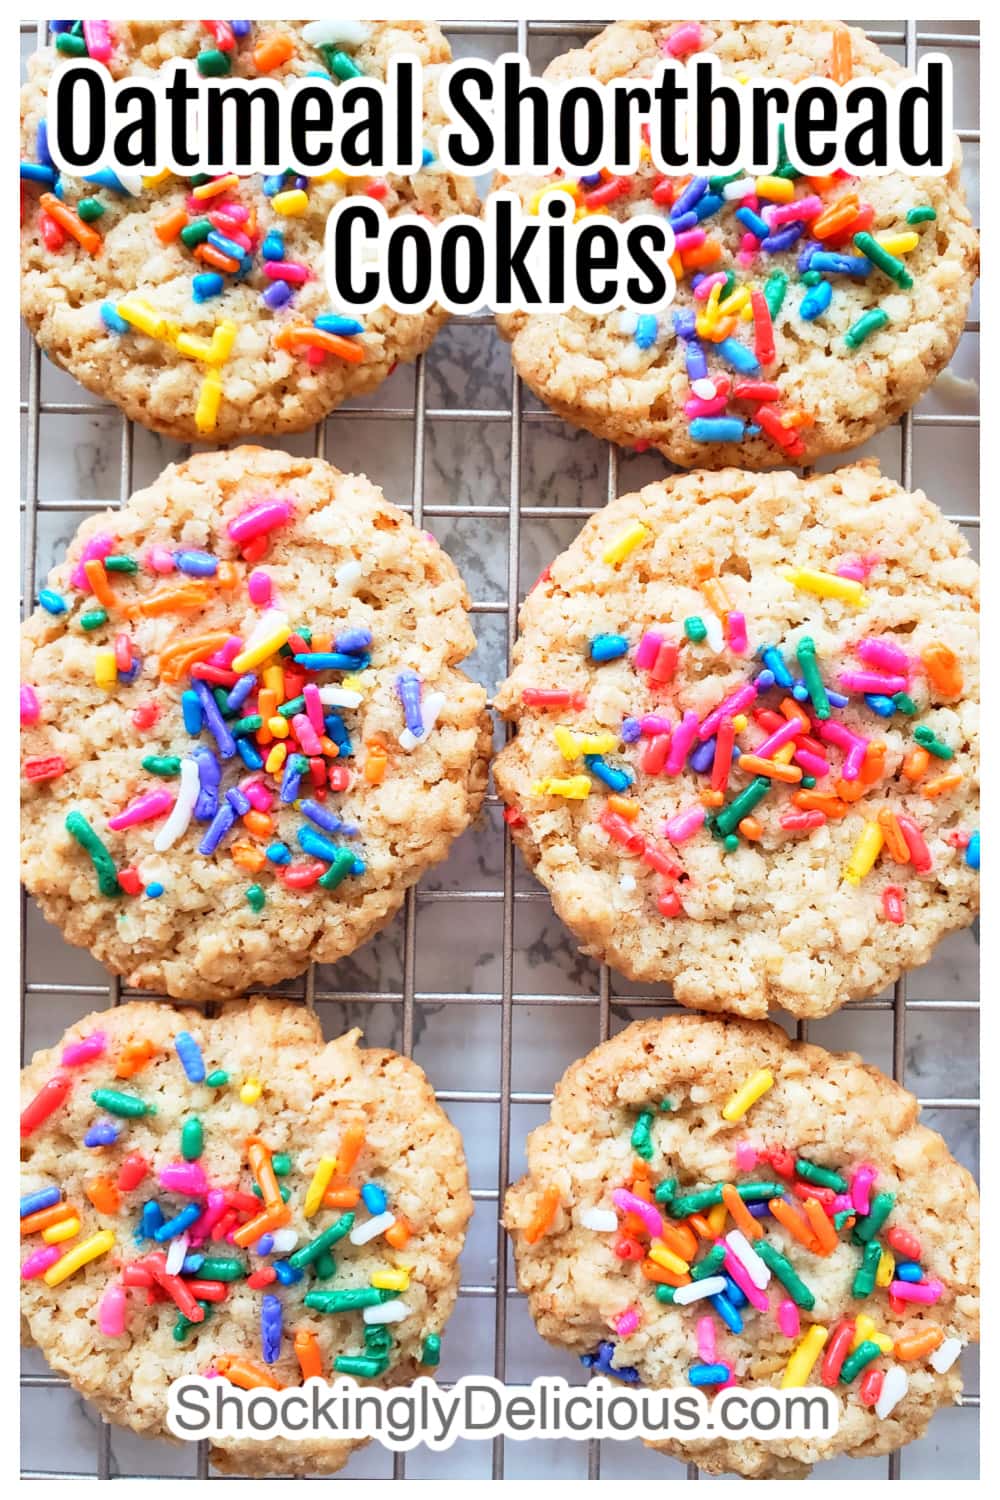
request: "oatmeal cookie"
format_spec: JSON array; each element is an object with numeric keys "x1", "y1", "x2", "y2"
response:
[
  {"x1": 494, "y1": 462, "x2": 979, "y2": 1017},
  {"x1": 20, "y1": 20, "x2": 477, "y2": 441},
  {"x1": 505, "y1": 1014, "x2": 979, "y2": 1478},
  {"x1": 21, "y1": 447, "x2": 490, "y2": 1000},
  {"x1": 492, "y1": 20, "x2": 978, "y2": 469}
]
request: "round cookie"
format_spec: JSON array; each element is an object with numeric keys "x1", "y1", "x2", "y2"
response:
[
  {"x1": 20, "y1": 998, "x2": 471, "y2": 1477},
  {"x1": 494, "y1": 463, "x2": 979, "y2": 1018},
  {"x1": 21, "y1": 447, "x2": 490, "y2": 1000},
  {"x1": 491, "y1": 19, "x2": 978, "y2": 469},
  {"x1": 19, "y1": 20, "x2": 477, "y2": 442},
  {"x1": 504, "y1": 1014, "x2": 979, "y2": 1479}
]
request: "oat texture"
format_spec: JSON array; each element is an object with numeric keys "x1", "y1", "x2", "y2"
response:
[
  {"x1": 21, "y1": 447, "x2": 490, "y2": 1000},
  {"x1": 493, "y1": 463, "x2": 979, "y2": 1017},
  {"x1": 20, "y1": 21, "x2": 478, "y2": 441},
  {"x1": 492, "y1": 20, "x2": 978, "y2": 469},
  {"x1": 21, "y1": 999, "x2": 471, "y2": 1476},
  {"x1": 505, "y1": 1014, "x2": 979, "y2": 1478}
]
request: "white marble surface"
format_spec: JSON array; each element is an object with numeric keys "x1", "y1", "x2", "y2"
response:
[{"x1": 20, "y1": 18, "x2": 979, "y2": 1483}]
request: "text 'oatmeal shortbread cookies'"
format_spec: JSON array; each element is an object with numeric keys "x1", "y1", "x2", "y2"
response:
[
  {"x1": 21, "y1": 447, "x2": 490, "y2": 1001},
  {"x1": 21, "y1": 999, "x2": 471, "y2": 1476},
  {"x1": 491, "y1": 19, "x2": 978, "y2": 470},
  {"x1": 19, "y1": 20, "x2": 477, "y2": 442},
  {"x1": 494, "y1": 463, "x2": 979, "y2": 1018},
  {"x1": 505, "y1": 1015, "x2": 979, "y2": 1479}
]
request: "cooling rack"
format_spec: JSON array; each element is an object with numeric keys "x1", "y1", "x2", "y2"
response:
[{"x1": 20, "y1": 17, "x2": 980, "y2": 1481}]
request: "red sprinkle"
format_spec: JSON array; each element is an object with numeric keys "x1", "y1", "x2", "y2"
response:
[
  {"x1": 859, "y1": 1368, "x2": 884, "y2": 1407},
  {"x1": 116, "y1": 1152, "x2": 149, "y2": 1191},
  {"x1": 282, "y1": 860, "x2": 326, "y2": 890},
  {"x1": 131, "y1": 701, "x2": 160, "y2": 730},
  {"x1": 23, "y1": 755, "x2": 66, "y2": 783},
  {"x1": 21, "y1": 1073, "x2": 72, "y2": 1137},
  {"x1": 246, "y1": 1266, "x2": 278, "y2": 1290},
  {"x1": 118, "y1": 866, "x2": 143, "y2": 896},
  {"x1": 881, "y1": 885, "x2": 905, "y2": 924}
]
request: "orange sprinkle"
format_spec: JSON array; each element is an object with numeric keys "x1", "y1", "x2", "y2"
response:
[
  {"x1": 701, "y1": 577, "x2": 731, "y2": 620},
  {"x1": 792, "y1": 790, "x2": 848, "y2": 818},
  {"x1": 921, "y1": 770, "x2": 963, "y2": 798},
  {"x1": 641, "y1": 1258, "x2": 691, "y2": 1288},
  {"x1": 385, "y1": 1215, "x2": 413, "y2": 1250},
  {"x1": 247, "y1": 1138, "x2": 282, "y2": 1207},
  {"x1": 256, "y1": 690, "x2": 277, "y2": 745},
  {"x1": 802, "y1": 1197, "x2": 838, "y2": 1255},
  {"x1": 894, "y1": 1327, "x2": 944, "y2": 1361},
  {"x1": 701, "y1": 789, "x2": 725, "y2": 808},
  {"x1": 294, "y1": 1328, "x2": 323, "y2": 1381},
  {"x1": 232, "y1": 842, "x2": 266, "y2": 874},
  {"x1": 768, "y1": 1197, "x2": 820, "y2": 1252},
  {"x1": 273, "y1": 324, "x2": 366, "y2": 364},
  {"x1": 607, "y1": 795, "x2": 640, "y2": 820},
  {"x1": 722, "y1": 1184, "x2": 763, "y2": 1241},
  {"x1": 902, "y1": 747, "x2": 930, "y2": 782},
  {"x1": 39, "y1": 192, "x2": 102, "y2": 254},
  {"x1": 192, "y1": 174, "x2": 240, "y2": 200},
  {"x1": 922, "y1": 642, "x2": 963, "y2": 697},
  {"x1": 233, "y1": 1203, "x2": 290, "y2": 1248},
  {"x1": 20, "y1": 1201, "x2": 76, "y2": 1236},
  {"x1": 322, "y1": 1180, "x2": 361, "y2": 1210},
  {"x1": 830, "y1": 27, "x2": 853, "y2": 84},
  {"x1": 687, "y1": 1213, "x2": 715, "y2": 1241},
  {"x1": 682, "y1": 236, "x2": 723, "y2": 269},
  {"x1": 524, "y1": 1186, "x2": 561, "y2": 1245},
  {"x1": 805, "y1": 174, "x2": 841, "y2": 195},
  {"x1": 217, "y1": 561, "x2": 240, "y2": 591},
  {"x1": 124, "y1": 581, "x2": 214, "y2": 620},
  {"x1": 812, "y1": 194, "x2": 860, "y2": 240},
  {"x1": 253, "y1": 33, "x2": 295, "y2": 72},
  {"x1": 877, "y1": 809, "x2": 910, "y2": 863},
  {"x1": 364, "y1": 745, "x2": 388, "y2": 785},
  {"x1": 659, "y1": 1221, "x2": 699, "y2": 1260},
  {"x1": 780, "y1": 698, "x2": 811, "y2": 731},
  {"x1": 336, "y1": 1123, "x2": 365, "y2": 1177},
  {"x1": 83, "y1": 558, "x2": 119, "y2": 612},
  {"x1": 859, "y1": 742, "x2": 886, "y2": 786},
  {"x1": 319, "y1": 736, "x2": 340, "y2": 759},
  {"x1": 115, "y1": 1039, "x2": 157, "y2": 1078},
  {"x1": 835, "y1": 777, "x2": 869, "y2": 804},
  {"x1": 85, "y1": 1176, "x2": 121, "y2": 1216},
  {"x1": 195, "y1": 242, "x2": 242, "y2": 274},
  {"x1": 738, "y1": 754, "x2": 802, "y2": 784},
  {"x1": 242, "y1": 810, "x2": 273, "y2": 839},
  {"x1": 738, "y1": 816, "x2": 763, "y2": 840},
  {"x1": 214, "y1": 1354, "x2": 282, "y2": 1390},
  {"x1": 159, "y1": 630, "x2": 233, "y2": 684},
  {"x1": 311, "y1": 632, "x2": 333, "y2": 653},
  {"x1": 154, "y1": 207, "x2": 188, "y2": 244}
]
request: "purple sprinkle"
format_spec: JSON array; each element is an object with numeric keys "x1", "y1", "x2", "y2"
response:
[
  {"x1": 747, "y1": 1201, "x2": 771, "y2": 1219},
  {"x1": 395, "y1": 669, "x2": 424, "y2": 738},
  {"x1": 762, "y1": 221, "x2": 805, "y2": 254},
  {"x1": 261, "y1": 1293, "x2": 282, "y2": 1364},
  {"x1": 226, "y1": 673, "x2": 257, "y2": 713},
  {"x1": 198, "y1": 801, "x2": 236, "y2": 857},
  {"x1": 753, "y1": 670, "x2": 776, "y2": 691},
  {"x1": 621, "y1": 717, "x2": 642, "y2": 743},
  {"x1": 672, "y1": 176, "x2": 709, "y2": 218},
  {"x1": 84, "y1": 1118, "x2": 120, "y2": 1148},
  {"x1": 255, "y1": 1234, "x2": 275, "y2": 1257},
  {"x1": 797, "y1": 240, "x2": 820, "y2": 273},
  {"x1": 689, "y1": 738, "x2": 715, "y2": 774},
  {"x1": 226, "y1": 786, "x2": 251, "y2": 817},
  {"x1": 263, "y1": 280, "x2": 292, "y2": 310},
  {"x1": 280, "y1": 760, "x2": 303, "y2": 803},
  {"x1": 194, "y1": 680, "x2": 236, "y2": 760},
  {"x1": 669, "y1": 210, "x2": 699, "y2": 233},
  {"x1": 174, "y1": 549, "x2": 218, "y2": 578},
  {"x1": 334, "y1": 627, "x2": 373, "y2": 654},
  {"x1": 193, "y1": 746, "x2": 222, "y2": 821},
  {"x1": 301, "y1": 798, "x2": 341, "y2": 832}
]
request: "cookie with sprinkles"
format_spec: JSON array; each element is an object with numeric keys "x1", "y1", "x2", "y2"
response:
[
  {"x1": 494, "y1": 462, "x2": 979, "y2": 1017},
  {"x1": 21, "y1": 999, "x2": 471, "y2": 1476},
  {"x1": 505, "y1": 1014, "x2": 979, "y2": 1478},
  {"x1": 491, "y1": 19, "x2": 978, "y2": 469},
  {"x1": 19, "y1": 20, "x2": 477, "y2": 441},
  {"x1": 21, "y1": 447, "x2": 490, "y2": 1000}
]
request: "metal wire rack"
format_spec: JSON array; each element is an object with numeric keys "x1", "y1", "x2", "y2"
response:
[{"x1": 20, "y1": 17, "x2": 979, "y2": 1481}]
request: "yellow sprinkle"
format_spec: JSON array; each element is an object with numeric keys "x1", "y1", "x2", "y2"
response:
[
  {"x1": 240, "y1": 1077, "x2": 262, "y2": 1105},
  {"x1": 648, "y1": 1240, "x2": 690, "y2": 1276},
  {"x1": 94, "y1": 650, "x2": 117, "y2": 690},
  {"x1": 267, "y1": 715, "x2": 290, "y2": 739},
  {"x1": 232, "y1": 625, "x2": 293, "y2": 675},
  {"x1": 603, "y1": 521, "x2": 650, "y2": 567},
  {"x1": 783, "y1": 567, "x2": 866, "y2": 607},
  {"x1": 371, "y1": 1268, "x2": 410, "y2": 1291},
  {"x1": 781, "y1": 1324, "x2": 828, "y2": 1387},
  {"x1": 177, "y1": 320, "x2": 238, "y2": 367},
  {"x1": 853, "y1": 1313, "x2": 893, "y2": 1355},
  {"x1": 554, "y1": 725, "x2": 582, "y2": 760},
  {"x1": 192, "y1": 174, "x2": 239, "y2": 200},
  {"x1": 194, "y1": 368, "x2": 222, "y2": 434},
  {"x1": 117, "y1": 298, "x2": 169, "y2": 340},
  {"x1": 706, "y1": 1202, "x2": 728, "y2": 1236},
  {"x1": 528, "y1": 182, "x2": 580, "y2": 215},
  {"x1": 722, "y1": 1068, "x2": 774, "y2": 1122},
  {"x1": 740, "y1": 301, "x2": 754, "y2": 321},
  {"x1": 272, "y1": 188, "x2": 310, "y2": 216},
  {"x1": 877, "y1": 231, "x2": 919, "y2": 257},
  {"x1": 718, "y1": 286, "x2": 750, "y2": 318},
  {"x1": 531, "y1": 775, "x2": 592, "y2": 799},
  {"x1": 554, "y1": 726, "x2": 618, "y2": 760},
  {"x1": 43, "y1": 1216, "x2": 81, "y2": 1244},
  {"x1": 843, "y1": 821, "x2": 885, "y2": 885},
  {"x1": 309, "y1": 167, "x2": 349, "y2": 185},
  {"x1": 141, "y1": 168, "x2": 173, "y2": 190},
  {"x1": 341, "y1": 673, "x2": 366, "y2": 694},
  {"x1": 263, "y1": 665, "x2": 285, "y2": 696},
  {"x1": 43, "y1": 1229, "x2": 115, "y2": 1287},
  {"x1": 303, "y1": 1157, "x2": 337, "y2": 1218},
  {"x1": 732, "y1": 713, "x2": 748, "y2": 732},
  {"x1": 755, "y1": 175, "x2": 796, "y2": 203},
  {"x1": 265, "y1": 744, "x2": 287, "y2": 775},
  {"x1": 876, "y1": 1250, "x2": 895, "y2": 1288}
]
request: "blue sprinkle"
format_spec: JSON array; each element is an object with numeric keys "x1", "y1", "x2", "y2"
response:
[
  {"x1": 266, "y1": 841, "x2": 292, "y2": 865},
  {"x1": 21, "y1": 161, "x2": 56, "y2": 185},
  {"x1": 581, "y1": 1341, "x2": 640, "y2": 1384},
  {"x1": 174, "y1": 1031, "x2": 206, "y2": 1084},
  {"x1": 194, "y1": 680, "x2": 236, "y2": 759},
  {"x1": 261, "y1": 230, "x2": 285, "y2": 261},
  {"x1": 192, "y1": 272, "x2": 224, "y2": 302},
  {"x1": 256, "y1": 1234, "x2": 275, "y2": 1257},
  {"x1": 323, "y1": 713, "x2": 352, "y2": 755},
  {"x1": 21, "y1": 1186, "x2": 61, "y2": 1217},
  {"x1": 182, "y1": 1253, "x2": 205, "y2": 1276},
  {"x1": 39, "y1": 589, "x2": 67, "y2": 615},
  {"x1": 895, "y1": 1261, "x2": 923, "y2": 1282},
  {"x1": 236, "y1": 737, "x2": 264, "y2": 770},
  {"x1": 272, "y1": 1259, "x2": 303, "y2": 1286},
  {"x1": 716, "y1": 337, "x2": 759, "y2": 374},
  {"x1": 315, "y1": 313, "x2": 365, "y2": 337},
  {"x1": 753, "y1": 669, "x2": 776, "y2": 692},
  {"x1": 800, "y1": 280, "x2": 833, "y2": 320},
  {"x1": 84, "y1": 1117, "x2": 120, "y2": 1148},
  {"x1": 809, "y1": 252, "x2": 871, "y2": 277},
  {"x1": 965, "y1": 830, "x2": 979, "y2": 869},
  {"x1": 83, "y1": 167, "x2": 132, "y2": 196},
  {"x1": 723, "y1": 1275, "x2": 747, "y2": 1309},
  {"x1": 207, "y1": 230, "x2": 246, "y2": 262},
  {"x1": 351, "y1": 856, "x2": 366, "y2": 876},
  {"x1": 761, "y1": 221, "x2": 805, "y2": 253},
  {"x1": 584, "y1": 755, "x2": 634, "y2": 792},
  {"x1": 689, "y1": 417, "x2": 746, "y2": 442},
  {"x1": 298, "y1": 825, "x2": 340, "y2": 862},
  {"x1": 262, "y1": 174, "x2": 285, "y2": 197},
  {"x1": 792, "y1": 682, "x2": 810, "y2": 702},
  {"x1": 864, "y1": 693, "x2": 896, "y2": 718},
  {"x1": 118, "y1": 654, "x2": 142, "y2": 685},
  {"x1": 361, "y1": 1182, "x2": 388, "y2": 1215},
  {"x1": 735, "y1": 206, "x2": 770, "y2": 239},
  {"x1": 689, "y1": 1363, "x2": 730, "y2": 1386},
  {"x1": 797, "y1": 240, "x2": 820, "y2": 273},
  {"x1": 174, "y1": 549, "x2": 218, "y2": 577},
  {"x1": 579, "y1": 172, "x2": 602, "y2": 187},
  {"x1": 101, "y1": 302, "x2": 130, "y2": 335},
  {"x1": 36, "y1": 119, "x2": 53, "y2": 167},
  {"x1": 692, "y1": 192, "x2": 724, "y2": 222},
  {"x1": 140, "y1": 1201, "x2": 164, "y2": 1240},
  {"x1": 634, "y1": 313, "x2": 658, "y2": 350},
  {"x1": 589, "y1": 634, "x2": 629, "y2": 663},
  {"x1": 153, "y1": 1202, "x2": 201, "y2": 1242},
  {"x1": 280, "y1": 759, "x2": 303, "y2": 804},
  {"x1": 295, "y1": 652, "x2": 368, "y2": 671},
  {"x1": 335, "y1": 626, "x2": 373, "y2": 654},
  {"x1": 826, "y1": 689, "x2": 849, "y2": 709},
  {"x1": 145, "y1": 881, "x2": 165, "y2": 899},
  {"x1": 672, "y1": 176, "x2": 708, "y2": 218},
  {"x1": 226, "y1": 673, "x2": 257, "y2": 713},
  {"x1": 231, "y1": 21, "x2": 252, "y2": 37},
  {"x1": 396, "y1": 668, "x2": 424, "y2": 737},
  {"x1": 709, "y1": 1292, "x2": 744, "y2": 1334},
  {"x1": 182, "y1": 689, "x2": 204, "y2": 735},
  {"x1": 421, "y1": 146, "x2": 435, "y2": 166}
]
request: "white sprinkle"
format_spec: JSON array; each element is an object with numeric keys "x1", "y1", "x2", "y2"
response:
[
  {"x1": 703, "y1": 611, "x2": 725, "y2": 653},
  {"x1": 875, "y1": 1365, "x2": 909, "y2": 1419},
  {"x1": 363, "y1": 1299, "x2": 412, "y2": 1325},
  {"x1": 349, "y1": 1211, "x2": 395, "y2": 1246},
  {"x1": 723, "y1": 177, "x2": 756, "y2": 201},
  {"x1": 318, "y1": 686, "x2": 364, "y2": 709},
  {"x1": 617, "y1": 310, "x2": 639, "y2": 336},
  {"x1": 335, "y1": 561, "x2": 364, "y2": 594},
  {"x1": 241, "y1": 609, "x2": 288, "y2": 656},
  {"x1": 270, "y1": 1228, "x2": 298, "y2": 1254},
  {"x1": 113, "y1": 169, "x2": 145, "y2": 196},
  {"x1": 302, "y1": 20, "x2": 371, "y2": 48},
  {"x1": 154, "y1": 756, "x2": 199, "y2": 852},
  {"x1": 691, "y1": 377, "x2": 717, "y2": 400},
  {"x1": 579, "y1": 1207, "x2": 618, "y2": 1233},
  {"x1": 165, "y1": 1233, "x2": 188, "y2": 1276},
  {"x1": 929, "y1": 1337, "x2": 964, "y2": 1373},
  {"x1": 673, "y1": 1277, "x2": 727, "y2": 1305},
  {"x1": 399, "y1": 691, "x2": 446, "y2": 751},
  {"x1": 725, "y1": 1230, "x2": 770, "y2": 1289}
]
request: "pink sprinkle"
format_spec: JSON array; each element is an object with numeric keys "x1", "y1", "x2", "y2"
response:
[
  {"x1": 727, "y1": 612, "x2": 748, "y2": 655},
  {"x1": 635, "y1": 631, "x2": 663, "y2": 671},
  {"x1": 71, "y1": 533, "x2": 115, "y2": 590},
  {"x1": 611, "y1": 1188, "x2": 664, "y2": 1239},
  {"x1": 20, "y1": 685, "x2": 40, "y2": 725},
  {"x1": 208, "y1": 637, "x2": 243, "y2": 669},
  {"x1": 613, "y1": 1305, "x2": 641, "y2": 1338},
  {"x1": 857, "y1": 637, "x2": 910, "y2": 675},
  {"x1": 227, "y1": 499, "x2": 294, "y2": 546},
  {"x1": 640, "y1": 715, "x2": 673, "y2": 737},
  {"x1": 242, "y1": 781, "x2": 273, "y2": 813},
  {"x1": 697, "y1": 1315, "x2": 716, "y2": 1362},
  {"x1": 190, "y1": 1188, "x2": 228, "y2": 1243},
  {"x1": 837, "y1": 561, "x2": 866, "y2": 582},
  {"x1": 147, "y1": 545, "x2": 176, "y2": 575},
  {"x1": 890, "y1": 1278, "x2": 943, "y2": 1305},
  {"x1": 777, "y1": 1299, "x2": 800, "y2": 1338},
  {"x1": 842, "y1": 738, "x2": 869, "y2": 781},
  {"x1": 665, "y1": 710, "x2": 700, "y2": 774},
  {"x1": 737, "y1": 246, "x2": 756, "y2": 268},
  {"x1": 791, "y1": 747, "x2": 830, "y2": 779},
  {"x1": 291, "y1": 713, "x2": 323, "y2": 757},
  {"x1": 753, "y1": 717, "x2": 801, "y2": 760},
  {"x1": 734, "y1": 1141, "x2": 758, "y2": 1172},
  {"x1": 769, "y1": 196, "x2": 822, "y2": 227},
  {"x1": 664, "y1": 21, "x2": 704, "y2": 56},
  {"x1": 263, "y1": 260, "x2": 310, "y2": 284},
  {"x1": 21, "y1": 1245, "x2": 62, "y2": 1279},
  {"x1": 663, "y1": 804, "x2": 706, "y2": 844},
  {"x1": 61, "y1": 1031, "x2": 107, "y2": 1068},
  {"x1": 674, "y1": 228, "x2": 706, "y2": 255},
  {"x1": 684, "y1": 393, "x2": 729, "y2": 418},
  {"x1": 839, "y1": 670, "x2": 908, "y2": 696},
  {"x1": 304, "y1": 683, "x2": 325, "y2": 736},
  {"x1": 159, "y1": 1162, "x2": 208, "y2": 1196},
  {"x1": 717, "y1": 1241, "x2": 770, "y2": 1312},
  {"x1": 693, "y1": 272, "x2": 728, "y2": 301},
  {"x1": 248, "y1": 570, "x2": 272, "y2": 606},
  {"x1": 98, "y1": 1281, "x2": 127, "y2": 1337},
  {"x1": 818, "y1": 719, "x2": 865, "y2": 761},
  {"x1": 82, "y1": 20, "x2": 113, "y2": 62},
  {"x1": 850, "y1": 1163, "x2": 877, "y2": 1215},
  {"x1": 108, "y1": 789, "x2": 175, "y2": 832},
  {"x1": 698, "y1": 683, "x2": 758, "y2": 742},
  {"x1": 832, "y1": 1193, "x2": 853, "y2": 1215}
]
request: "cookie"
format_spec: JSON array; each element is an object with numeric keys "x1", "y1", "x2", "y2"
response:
[
  {"x1": 19, "y1": 20, "x2": 477, "y2": 442},
  {"x1": 20, "y1": 998, "x2": 471, "y2": 1477},
  {"x1": 494, "y1": 463, "x2": 979, "y2": 1018},
  {"x1": 504, "y1": 1014, "x2": 979, "y2": 1479},
  {"x1": 492, "y1": 20, "x2": 978, "y2": 469},
  {"x1": 21, "y1": 447, "x2": 490, "y2": 1000}
]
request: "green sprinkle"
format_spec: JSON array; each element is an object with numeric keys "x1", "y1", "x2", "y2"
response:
[
  {"x1": 845, "y1": 308, "x2": 890, "y2": 349},
  {"x1": 691, "y1": 1245, "x2": 726, "y2": 1280},
  {"x1": 318, "y1": 848, "x2": 357, "y2": 891},
  {"x1": 56, "y1": 32, "x2": 87, "y2": 55},
  {"x1": 325, "y1": 48, "x2": 364, "y2": 81},
  {"x1": 312, "y1": 1250, "x2": 337, "y2": 1280},
  {"x1": 914, "y1": 724, "x2": 954, "y2": 759},
  {"x1": 76, "y1": 197, "x2": 105, "y2": 223},
  {"x1": 289, "y1": 1213, "x2": 356, "y2": 1270},
  {"x1": 197, "y1": 48, "x2": 231, "y2": 76},
  {"x1": 659, "y1": 1098, "x2": 673, "y2": 1112},
  {"x1": 801, "y1": 269, "x2": 822, "y2": 286},
  {"x1": 653, "y1": 1177, "x2": 677, "y2": 1205},
  {"x1": 715, "y1": 777, "x2": 771, "y2": 838},
  {"x1": 833, "y1": 1210, "x2": 855, "y2": 1232},
  {"x1": 736, "y1": 1182, "x2": 785, "y2": 1202},
  {"x1": 79, "y1": 608, "x2": 108, "y2": 631},
  {"x1": 708, "y1": 172, "x2": 744, "y2": 193},
  {"x1": 277, "y1": 695, "x2": 306, "y2": 717},
  {"x1": 66, "y1": 811, "x2": 121, "y2": 897},
  {"x1": 246, "y1": 884, "x2": 266, "y2": 912},
  {"x1": 173, "y1": 1300, "x2": 212, "y2": 1340},
  {"x1": 231, "y1": 714, "x2": 263, "y2": 737},
  {"x1": 852, "y1": 1238, "x2": 883, "y2": 1298},
  {"x1": 272, "y1": 1153, "x2": 292, "y2": 1176},
  {"x1": 796, "y1": 637, "x2": 830, "y2": 720},
  {"x1": 723, "y1": 833, "x2": 739, "y2": 852},
  {"x1": 754, "y1": 1240, "x2": 815, "y2": 1309},
  {"x1": 853, "y1": 1191, "x2": 895, "y2": 1244},
  {"x1": 334, "y1": 1355, "x2": 388, "y2": 1379},
  {"x1": 420, "y1": 1333, "x2": 442, "y2": 1367},
  {"x1": 179, "y1": 218, "x2": 212, "y2": 248},
  {"x1": 668, "y1": 1185, "x2": 724, "y2": 1218},
  {"x1": 684, "y1": 616, "x2": 707, "y2": 643},
  {"x1": 205, "y1": 1069, "x2": 229, "y2": 1088},
  {"x1": 839, "y1": 1340, "x2": 881, "y2": 1384},
  {"x1": 104, "y1": 554, "x2": 138, "y2": 572},
  {"x1": 794, "y1": 1159, "x2": 847, "y2": 1193},
  {"x1": 906, "y1": 206, "x2": 937, "y2": 225},
  {"x1": 198, "y1": 1258, "x2": 245, "y2": 1282},
  {"x1": 654, "y1": 1284, "x2": 677, "y2": 1305},
  {"x1": 853, "y1": 231, "x2": 913, "y2": 289},
  {"x1": 181, "y1": 1117, "x2": 204, "y2": 1161},
  {"x1": 892, "y1": 692, "x2": 917, "y2": 715},
  {"x1": 305, "y1": 1285, "x2": 396, "y2": 1312},
  {"x1": 366, "y1": 1324, "x2": 393, "y2": 1354},
  {"x1": 188, "y1": 174, "x2": 211, "y2": 188},
  {"x1": 800, "y1": 774, "x2": 817, "y2": 789},
  {"x1": 630, "y1": 1111, "x2": 654, "y2": 1160},
  {"x1": 142, "y1": 755, "x2": 181, "y2": 777},
  {"x1": 252, "y1": 1182, "x2": 290, "y2": 1202},
  {"x1": 720, "y1": 271, "x2": 736, "y2": 301},
  {"x1": 764, "y1": 270, "x2": 789, "y2": 319},
  {"x1": 91, "y1": 1087, "x2": 155, "y2": 1118}
]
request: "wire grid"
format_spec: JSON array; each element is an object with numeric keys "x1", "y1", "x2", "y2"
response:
[{"x1": 19, "y1": 16, "x2": 979, "y2": 1482}]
